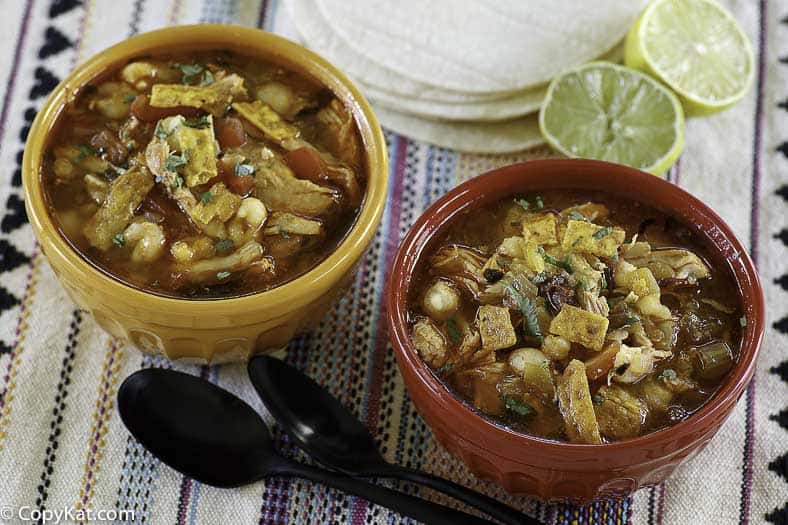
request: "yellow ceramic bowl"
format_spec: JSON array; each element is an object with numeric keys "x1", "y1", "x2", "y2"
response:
[{"x1": 23, "y1": 25, "x2": 389, "y2": 363}]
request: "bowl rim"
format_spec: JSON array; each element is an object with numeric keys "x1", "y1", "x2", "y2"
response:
[
  {"x1": 22, "y1": 24, "x2": 389, "y2": 314},
  {"x1": 386, "y1": 158, "x2": 765, "y2": 453}
]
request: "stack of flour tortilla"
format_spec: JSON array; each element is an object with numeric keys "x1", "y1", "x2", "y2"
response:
[{"x1": 287, "y1": 0, "x2": 648, "y2": 153}]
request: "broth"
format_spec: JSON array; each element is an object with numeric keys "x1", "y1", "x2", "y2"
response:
[
  {"x1": 43, "y1": 50, "x2": 365, "y2": 299},
  {"x1": 407, "y1": 191, "x2": 742, "y2": 443}
]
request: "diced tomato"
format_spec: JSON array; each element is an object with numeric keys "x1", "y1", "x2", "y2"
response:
[
  {"x1": 215, "y1": 117, "x2": 247, "y2": 149},
  {"x1": 130, "y1": 95, "x2": 200, "y2": 122},
  {"x1": 225, "y1": 174, "x2": 256, "y2": 197},
  {"x1": 284, "y1": 147, "x2": 327, "y2": 183},
  {"x1": 215, "y1": 156, "x2": 255, "y2": 196}
]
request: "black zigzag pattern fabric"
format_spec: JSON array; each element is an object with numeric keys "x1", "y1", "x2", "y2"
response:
[
  {"x1": 0, "y1": 0, "x2": 72, "y2": 360},
  {"x1": 766, "y1": 12, "x2": 788, "y2": 525}
]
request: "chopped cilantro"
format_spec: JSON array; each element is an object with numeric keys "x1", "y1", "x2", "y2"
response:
[
  {"x1": 624, "y1": 315, "x2": 641, "y2": 325},
  {"x1": 172, "y1": 176, "x2": 184, "y2": 190},
  {"x1": 567, "y1": 210, "x2": 588, "y2": 222},
  {"x1": 215, "y1": 239, "x2": 234, "y2": 253},
  {"x1": 112, "y1": 233, "x2": 126, "y2": 247},
  {"x1": 531, "y1": 271, "x2": 548, "y2": 285},
  {"x1": 184, "y1": 114, "x2": 211, "y2": 128},
  {"x1": 216, "y1": 271, "x2": 232, "y2": 280},
  {"x1": 504, "y1": 283, "x2": 543, "y2": 343},
  {"x1": 200, "y1": 191, "x2": 214, "y2": 204},
  {"x1": 592, "y1": 226, "x2": 613, "y2": 239},
  {"x1": 198, "y1": 70, "x2": 215, "y2": 87},
  {"x1": 178, "y1": 63, "x2": 204, "y2": 84},
  {"x1": 154, "y1": 122, "x2": 170, "y2": 139},
  {"x1": 659, "y1": 368, "x2": 678, "y2": 381},
  {"x1": 124, "y1": 94, "x2": 137, "y2": 103},
  {"x1": 77, "y1": 145, "x2": 97, "y2": 160},
  {"x1": 514, "y1": 198, "x2": 530, "y2": 211},
  {"x1": 592, "y1": 394, "x2": 604, "y2": 405},
  {"x1": 234, "y1": 162, "x2": 255, "y2": 177},
  {"x1": 739, "y1": 316, "x2": 747, "y2": 327},
  {"x1": 165, "y1": 151, "x2": 189, "y2": 172},
  {"x1": 446, "y1": 318, "x2": 462, "y2": 345},
  {"x1": 502, "y1": 395, "x2": 535, "y2": 417},
  {"x1": 436, "y1": 363, "x2": 454, "y2": 375},
  {"x1": 515, "y1": 196, "x2": 544, "y2": 211},
  {"x1": 538, "y1": 247, "x2": 573, "y2": 273}
]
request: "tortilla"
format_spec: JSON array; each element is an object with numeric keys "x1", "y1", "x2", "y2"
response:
[
  {"x1": 316, "y1": 0, "x2": 646, "y2": 93},
  {"x1": 374, "y1": 107, "x2": 544, "y2": 154},
  {"x1": 287, "y1": 0, "x2": 520, "y2": 103},
  {"x1": 361, "y1": 44, "x2": 624, "y2": 122}
]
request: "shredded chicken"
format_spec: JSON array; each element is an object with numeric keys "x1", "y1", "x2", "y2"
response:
[
  {"x1": 262, "y1": 212, "x2": 322, "y2": 236},
  {"x1": 83, "y1": 166, "x2": 154, "y2": 250},
  {"x1": 409, "y1": 197, "x2": 738, "y2": 444},
  {"x1": 411, "y1": 318, "x2": 448, "y2": 367},
  {"x1": 183, "y1": 241, "x2": 268, "y2": 280}
]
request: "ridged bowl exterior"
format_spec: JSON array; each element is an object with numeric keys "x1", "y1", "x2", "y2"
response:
[
  {"x1": 24, "y1": 25, "x2": 389, "y2": 363},
  {"x1": 386, "y1": 160, "x2": 764, "y2": 501}
]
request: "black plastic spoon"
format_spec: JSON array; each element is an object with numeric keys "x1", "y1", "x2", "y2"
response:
[
  {"x1": 117, "y1": 368, "x2": 496, "y2": 525},
  {"x1": 248, "y1": 356, "x2": 538, "y2": 525}
]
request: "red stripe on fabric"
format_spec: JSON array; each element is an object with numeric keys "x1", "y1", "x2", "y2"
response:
[
  {"x1": 0, "y1": 0, "x2": 34, "y2": 158},
  {"x1": 257, "y1": 0, "x2": 270, "y2": 30},
  {"x1": 0, "y1": 248, "x2": 38, "y2": 412},
  {"x1": 740, "y1": 2, "x2": 767, "y2": 523},
  {"x1": 364, "y1": 135, "x2": 407, "y2": 430},
  {"x1": 69, "y1": 0, "x2": 92, "y2": 68},
  {"x1": 656, "y1": 483, "x2": 665, "y2": 525},
  {"x1": 175, "y1": 479, "x2": 193, "y2": 525},
  {"x1": 349, "y1": 137, "x2": 408, "y2": 524},
  {"x1": 167, "y1": 0, "x2": 183, "y2": 26},
  {"x1": 175, "y1": 367, "x2": 209, "y2": 525},
  {"x1": 78, "y1": 340, "x2": 121, "y2": 515}
]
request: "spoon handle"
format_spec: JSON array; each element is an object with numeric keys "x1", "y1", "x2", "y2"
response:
[
  {"x1": 375, "y1": 465, "x2": 539, "y2": 525},
  {"x1": 274, "y1": 459, "x2": 496, "y2": 525}
]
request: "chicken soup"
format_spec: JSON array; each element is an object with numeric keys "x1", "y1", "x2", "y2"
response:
[
  {"x1": 42, "y1": 51, "x2": 365, "y2": 298},
  {"x1": 407, "y1": 192, "x2": 743, "y2": 443}
]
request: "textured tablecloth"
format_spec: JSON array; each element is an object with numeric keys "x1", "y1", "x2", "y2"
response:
[{"x1": 0, "y1": 1, "x2": 785, "y2": 524}]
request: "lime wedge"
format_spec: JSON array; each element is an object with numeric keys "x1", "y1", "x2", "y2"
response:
[
  {"x1": 625, "y1": 0, "x2": 754, "y2": 115},
  {"x1": 538, "y1": 62, "x2": 684, "y2": 175}
]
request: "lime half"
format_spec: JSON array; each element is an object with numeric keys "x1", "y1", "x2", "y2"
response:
[
  {"x1": 625, "y1": 0, "x2": 754, "y2": 114},
  {"x1": 539, "y1": 62, "x2": 684, "y2": 175}
]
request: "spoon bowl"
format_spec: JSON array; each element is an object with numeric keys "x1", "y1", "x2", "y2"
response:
[
  {"x1": 118, "y1": 368, "x2": 497, "y2": 525},
  {"x1": 247, "y1": 355, "x2": 385, "y2": 473},
  {"x1": 248, "y1": 356, "x2": 537, "y2": 525},
  {"x1": 118, "y1": 368, "x2": 271, "y2": 487}
]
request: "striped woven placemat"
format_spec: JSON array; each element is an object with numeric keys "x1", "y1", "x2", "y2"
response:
[{"x1": 0, "y1": 1, "x2": 784, "y2": 524}]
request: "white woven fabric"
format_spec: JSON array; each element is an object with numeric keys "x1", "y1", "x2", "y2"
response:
[{"x1": 0, "y1": 1, "x2": 784, "y2": 524}]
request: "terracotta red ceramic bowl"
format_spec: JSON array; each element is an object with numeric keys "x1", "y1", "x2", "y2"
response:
[{"x1": 386, "y1": 159, "x2": 764, "y2": 502}]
